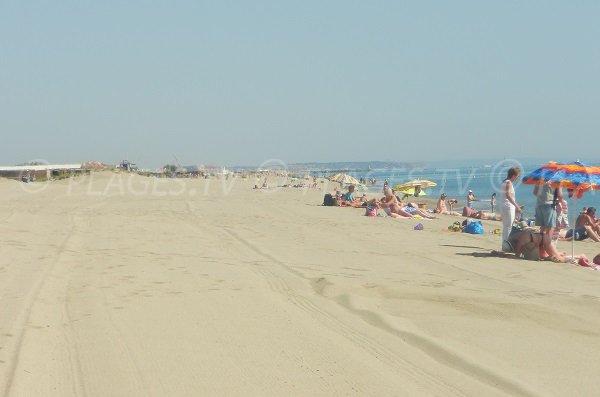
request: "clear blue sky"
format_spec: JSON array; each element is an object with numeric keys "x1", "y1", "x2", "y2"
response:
[{"x1": 2, "y1": 1, "x2": 598, "y2": 168}]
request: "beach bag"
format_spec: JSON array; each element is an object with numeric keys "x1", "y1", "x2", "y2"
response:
[
  {"x1": 464, "y1": 221, "x2": 484, "y2": 234},
  {"x1": 323, "y1": 193, "x2": 337, "y2": 206},
  {"x1": 448, "y1": 221, "x2": 462, "y2": 232}
]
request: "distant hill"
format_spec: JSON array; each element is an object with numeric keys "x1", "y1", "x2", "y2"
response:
[{"x1": 287, "y1": 161, "x2": 425, "y2": 171}]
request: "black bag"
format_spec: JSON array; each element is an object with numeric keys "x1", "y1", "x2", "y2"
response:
[
  {"x1": 323, "y1": 193, "x2": 337, "y2": 206},
  {"x1": 551, "y1": 188, "x2": 558, "y2": 209}
]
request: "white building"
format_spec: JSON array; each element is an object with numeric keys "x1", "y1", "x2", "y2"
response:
[{"x1": 0, "y1": 164, "x2": 83, "y2": 180}]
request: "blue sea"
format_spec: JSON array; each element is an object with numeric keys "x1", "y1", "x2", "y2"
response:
[{"x1": 329, "y1": 165, "x2": 599, "y2": 219}]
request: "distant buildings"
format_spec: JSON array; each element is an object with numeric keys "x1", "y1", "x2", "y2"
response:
[{"x1": 0, "y1": 164, "x2": 85, "y2": 181}]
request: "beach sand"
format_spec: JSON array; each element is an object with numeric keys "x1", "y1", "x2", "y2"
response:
[{"x1": 1, "y1": 172, "x2": 600, "y2": 396}]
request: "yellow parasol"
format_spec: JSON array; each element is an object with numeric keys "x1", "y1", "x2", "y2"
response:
[
  {"x1": 392, "y1": 179, "x2": 437, "y2": 191},
  {"x1": 398, "y1": 187, "x2": 426, "y2": 196}
]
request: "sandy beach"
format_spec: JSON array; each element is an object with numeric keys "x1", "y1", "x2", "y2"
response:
[{"x1": 1, "y1": 172, "x2": 600, "y2": 397}]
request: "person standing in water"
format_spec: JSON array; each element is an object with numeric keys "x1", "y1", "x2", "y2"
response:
[{"x1": 467, "y1": 190, "x2": 477, "y2": 208}]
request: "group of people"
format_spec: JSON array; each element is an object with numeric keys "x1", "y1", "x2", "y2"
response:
[
  {"x1": 435, "y1": 191, "x2": 500, "y2": 221},
  {"x1": 372, "y1": 187, "x2": 435, "y2": 219},
  {"x1": 325, "y1": 170, "x2": 600, "y2": 265},
  {"x1": 331, "y1": 184, "x2": 436, "y2": 219},
  {"x1": 358, "y1": 177, "x2": 377, "y2": 185},
  {"x1": 498, "y1": 167, "x2": 599, "y2": 263},
  {"x1": 253, "y1": 177, "x2": 269, "y2": 189}
]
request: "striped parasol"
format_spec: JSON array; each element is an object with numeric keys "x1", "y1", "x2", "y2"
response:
[
  {"x1": 521, "y1": 161, "x2": 600, "y2": 198},
  {"x1": 329, "y1": 173, "x2": 360, "y2": 185}
]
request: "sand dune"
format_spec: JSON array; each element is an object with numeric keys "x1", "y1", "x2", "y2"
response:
[{"x1": 1, "y1": 173, "x2": 600, "y2": 396}]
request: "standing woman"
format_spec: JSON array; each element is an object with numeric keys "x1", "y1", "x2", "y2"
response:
[{"x1": 501, "y1": 167, "x2": 522, "y2": 251}]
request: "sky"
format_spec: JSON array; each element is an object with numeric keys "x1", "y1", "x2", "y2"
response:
[{"x1": 2, "y1": 1, "x2": 599, "y2": 168}]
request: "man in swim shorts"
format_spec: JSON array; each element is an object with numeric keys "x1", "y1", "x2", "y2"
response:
[{"x1": 565, "y1": 207, "x2": 600, "y2": 242}]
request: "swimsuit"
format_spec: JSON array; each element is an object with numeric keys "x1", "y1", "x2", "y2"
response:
[
  {"x1": 566, "y1": 227, "x2": 588, "y2": 241},
  {"x1": 528, "y1": 231, "x2": 545, "y2": 248},
  {"x1": 402, "y1": 206, "x2": 417, "y2": 215}
]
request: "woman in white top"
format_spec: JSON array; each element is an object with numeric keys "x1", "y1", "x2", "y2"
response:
[{"x1": 500, "y1": 167, "x2": 522, "y2": 251}]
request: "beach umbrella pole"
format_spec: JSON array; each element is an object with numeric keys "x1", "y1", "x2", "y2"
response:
[{"x1": 571, "y1": 197, "x2": 575, "y2": 261}]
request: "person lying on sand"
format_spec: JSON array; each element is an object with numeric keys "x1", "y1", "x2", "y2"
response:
[
  {"x1": 462, "y1": 206, "x2": 501, "y2": 221},
  {"x1": 379, "y1": 188, "x2": 413, "y2": 218},
  {"x1": 385, "y1": 188, "x2": 436, "y2": 219},
  {"x1": 397, "y1": 200, "x2": 436, "y2": 219}
]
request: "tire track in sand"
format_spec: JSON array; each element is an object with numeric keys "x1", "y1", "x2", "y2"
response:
[
  {"x1": 214, "y1": 198, "x2": 545, "y2": 397},
  {"x1": 62, "y1": 203, "x2": 154, "y2": 397},
  {"x1": 184, "y1": 201, "x2": 476, "y2": 396},
  {"x1": 221, "y1": 227, "x2": 476, "y2": 397},
  {"x1": 227, "y1": 226, "x2": 542, "y2": 397},
  {"x1": 0, "y1": 215, "x2": 81, "y2": 397}
]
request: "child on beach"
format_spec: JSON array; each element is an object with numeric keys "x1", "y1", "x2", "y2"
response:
[{"x1": 339, "y1": 185, "x2": 364, "y2": 208}]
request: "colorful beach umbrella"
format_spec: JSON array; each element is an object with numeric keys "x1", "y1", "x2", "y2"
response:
[
  {"x1": 521, "y1": 160, "x2": 600, "y2": 259},
  {"x1": 392, "y1": 179, "x2": 437, "y2": 191},
  {"x1": 521, "y1": 161, "x2": 600, "y2": 197}
]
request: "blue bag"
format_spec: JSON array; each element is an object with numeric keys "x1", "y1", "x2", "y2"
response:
[{"x1": 464, "y1": 221, "x2": 484, "y2": 235}]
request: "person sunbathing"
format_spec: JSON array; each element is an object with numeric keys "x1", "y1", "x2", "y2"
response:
[
  {"x1": 379, "y1": 189, "x2": 413, "y2": 218},
  {"x1": 500, "y1": 228, "x2": 580, "y2": 262},
  {"x1": 397, "y1": 200, "x2": 436, "y2": 219},
  {"x1": 564, "y1": 207, "x2": 600, "y2": 242},
  {"x1": 508, "y1": 228, "x2": 550, "y2": 260},
  {"x1": 462, "y1": 206, "x2": 501, "y2": 221}
]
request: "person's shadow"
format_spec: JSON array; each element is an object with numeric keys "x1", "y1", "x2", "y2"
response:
[
  {"x1": 455, "y1": 251, "x2": 516, "y2": 259},
  {"x1": 456, "y1": 252, "x2": 498, "y2": 258},
  {"x1": 440, "y1": 244, "x2": 487, "y2": 250}
]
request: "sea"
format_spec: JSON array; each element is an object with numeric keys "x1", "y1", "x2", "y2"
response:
[{"x1": 312, "y1": 164, "x2": 599, "y2": 220}]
